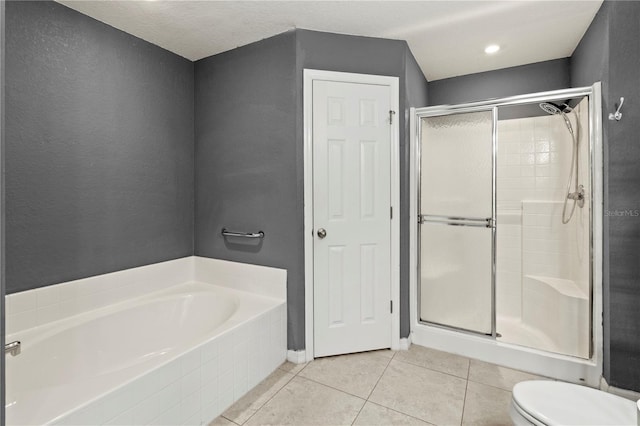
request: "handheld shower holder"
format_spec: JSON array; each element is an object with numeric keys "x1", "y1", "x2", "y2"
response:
[{"x1": 568, "y1": 184, "x2": 586, "y2": 208}]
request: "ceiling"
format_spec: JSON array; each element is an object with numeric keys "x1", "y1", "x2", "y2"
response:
[{"x1": 57, "y1": 0, "x2": 603, "y2": 81}]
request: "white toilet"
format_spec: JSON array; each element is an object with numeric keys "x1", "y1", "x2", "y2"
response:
[{"x1": 510, "y1": 380, "x2": 638, "y2": 425}]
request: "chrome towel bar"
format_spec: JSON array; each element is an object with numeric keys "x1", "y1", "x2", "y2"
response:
[
  {"x1": 221, "y1": 228, "x2": 265, "y2": 239},
  {"x1": 419, "y1": 215, "x2": 494, "y2": 228}
]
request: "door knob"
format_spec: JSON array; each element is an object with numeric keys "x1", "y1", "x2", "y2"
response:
[{"x1": 317, "y1": 228, "x2": 327, "y2": 239}]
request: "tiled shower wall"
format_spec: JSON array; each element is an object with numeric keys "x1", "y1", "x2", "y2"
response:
[
  {"x1": 522, "y1": 201, "x2": 575, "y2": 278},
  {"x1": 496, "y1": 99, "x2": 590, "y2": 319},
  {"x1": 497, "y1": 115, "x2": 574, "y2": 210}
]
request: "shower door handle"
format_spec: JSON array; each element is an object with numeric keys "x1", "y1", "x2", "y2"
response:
[{"x1": 419, "y1": 215, "x2": 494, "y2": 229}]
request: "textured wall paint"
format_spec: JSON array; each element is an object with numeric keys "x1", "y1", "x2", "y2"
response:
[
  {"x1": 429, "y1": 59, "x2": 571, "y2": 121},
  {"x1": 194, "y1": 31, "x2": 300, "y2": 347},
  {"x1": 1, "y1": 0, "x2": 5, "y2": 422},
  {"x1": 195, "y1": 29, "x2": 427, "y2": 350},
  {"x1": 405, "y1": 49, "x2": 430, "y2": 109},
  {"x1": 5, "y1": 1, "x2": 194, "y2": 294},
  {"x1": 570, "y1": 0, "x2": 612, "y2": 383},
  {"x1": 605, "y1": 2, "x2": 640, "y2": 392},
  {"x1": 571, "y1": 0, "x2": 640, "y2": 392},
  {"x1": 428, "y1": 59, "x2": 571, "y2": 106}
]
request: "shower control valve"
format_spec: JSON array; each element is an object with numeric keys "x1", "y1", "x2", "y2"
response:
[{"x1": 568, "y1": 185, "x2": 586, "y2": 208}]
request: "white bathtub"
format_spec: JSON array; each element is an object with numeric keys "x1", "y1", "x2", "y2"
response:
[{"x1": 5, "y1": 257, "x2": 287, "y2": 425}]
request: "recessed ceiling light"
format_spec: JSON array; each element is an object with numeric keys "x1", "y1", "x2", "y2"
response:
[{"x1": 484, "y1": 44, "x2": 500, "y2": 54}]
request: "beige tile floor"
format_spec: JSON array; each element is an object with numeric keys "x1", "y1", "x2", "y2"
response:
[{"x1": 212, "y1": 345, "x2": 546, "y2": 426}]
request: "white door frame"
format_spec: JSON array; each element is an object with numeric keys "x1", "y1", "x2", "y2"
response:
[{"x1": 303, "y1": 69, "x2": 400, "y2": 362}]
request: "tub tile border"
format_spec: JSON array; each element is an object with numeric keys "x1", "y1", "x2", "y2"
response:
[{"x1": 51, "y1": 304, "x2": 287, "y2": 426}]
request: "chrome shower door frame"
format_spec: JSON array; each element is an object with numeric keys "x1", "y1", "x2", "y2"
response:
[
  {"x1": 414, "y1": 85, "x2": 598, "y2": 350},
  {"x1": 416, "y1": 105, "x2": 498, "y2": 337}
]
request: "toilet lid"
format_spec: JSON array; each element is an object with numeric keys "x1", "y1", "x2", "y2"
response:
[{"x1": 512, "y1": 381, "x2": 637, "y2": 426}]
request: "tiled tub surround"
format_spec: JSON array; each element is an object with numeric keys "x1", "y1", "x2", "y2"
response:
[{"x1": 4, "y1": 257, "x2": 287, "y2": 425}]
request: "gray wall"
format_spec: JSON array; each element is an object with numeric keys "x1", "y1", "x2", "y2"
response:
[
  {"x1": 606, "y1": 1, "x2": 640, "y2": 392},
  {"x1": 6, "y1": 3, "x2": 429, "y2": 352},
  {"x1": 428, "y1": 59, "x2": 572, "y2": 121},
  {"x1": 405, "y1": 49, "x2": 429, "y2": 109},
  {"x1": 428, "y1": 59, "x2": 571, "y2": 106},
  {"x1": 5, "y1": 1, "x2": 195, "y2": 294},
  {"x1": 1, "y1": 0, "x2": 5, "y2": 421},
  {"x1": 570, "y1": 0, "x2": 612, "y2": 384},
  {"x1": 572, "y1": 0, "x2": 640, "y2": 392},
  {"x1": 195, "y1": 29, "x2": 428, "y2": 350},
  {"x1": 194, "y1": 31, "x2": 300, "y2": 348}
]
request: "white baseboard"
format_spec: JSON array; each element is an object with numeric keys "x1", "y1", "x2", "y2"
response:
[
  {"x1": 600, "y1": 377, "x2": 640, "y2": 401},
  {"x1": 288, "y1": 341, "x2": 410, "y2": 362},
  {"x1": 399, "y1": 334, "x2": 412, "y2": 351},
  {"x1": 287, "y1": 350, "x2": 307, "y2": 364}
]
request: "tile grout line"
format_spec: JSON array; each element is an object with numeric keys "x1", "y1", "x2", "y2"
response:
[
  {"x1": 392, "y1": 357, "x2": 471, "y2": 382},
  {"x1": 466, "y1": 377, "x2": 520, "y2": 393},
  {"x1": 459, "y1": 357, "x2": 471, "y2": 426},
  {"x1": 297, "y1": 372, "x2": 370, "y2": 401},
  {"x1": 460, "y1": 378, "x2": 470, "y2": 426},
  {"x1": 224, "y1": 368, "x2": 297, "y2": 426},
  {"x1": 239, "y1": 354, "x2": 386, "y2": 425},
  {"x1": 291, "y1": 352, "x2": 394, "y2": 400},
  {"x1": 350, "y1": 401, "x2": 367, "y2": 425},
  {"x1": 364, "y1": 400, "x2": 438, "y2": 426},
  {"x1": 365, "y1": 350, "x2": 395, "y2": 400},
  {"x1": 350, "y1": 351, "x2": 396, "y2": 425}
]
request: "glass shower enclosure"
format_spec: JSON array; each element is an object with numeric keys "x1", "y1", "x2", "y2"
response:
[
  {"x1": 419, "y1": 110, "x2": 495, "y2": 335},
  {"x1": 414, "y1": 86, "x2": 599, "y2": 363}
]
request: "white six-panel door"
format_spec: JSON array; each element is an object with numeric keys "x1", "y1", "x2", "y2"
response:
[{"x1": 312, "y1": 79, "x2": 392, "y2": 357}]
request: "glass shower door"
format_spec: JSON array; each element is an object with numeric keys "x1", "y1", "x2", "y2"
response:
[{"x1": 419, "y1": 110, "x2": 495, "y2": 335}]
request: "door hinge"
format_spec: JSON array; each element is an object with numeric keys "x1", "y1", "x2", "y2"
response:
[
  {"x1": 390, "y1": 300, "x2": 393, "y2": 314},
  {"x1": 389, "y1": 110, "x2": 396, "y2": 125},
  {"x1": 390, "y1": 206, "x2": 393, "y2": 219}
]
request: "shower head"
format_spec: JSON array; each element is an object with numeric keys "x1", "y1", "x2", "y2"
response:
[
  {"x1": 539, "y1": 102, "x2": 563, "y2": 115},
  {"x1": 539, "y1": 102, "x2": 574, "y2": 135}
]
